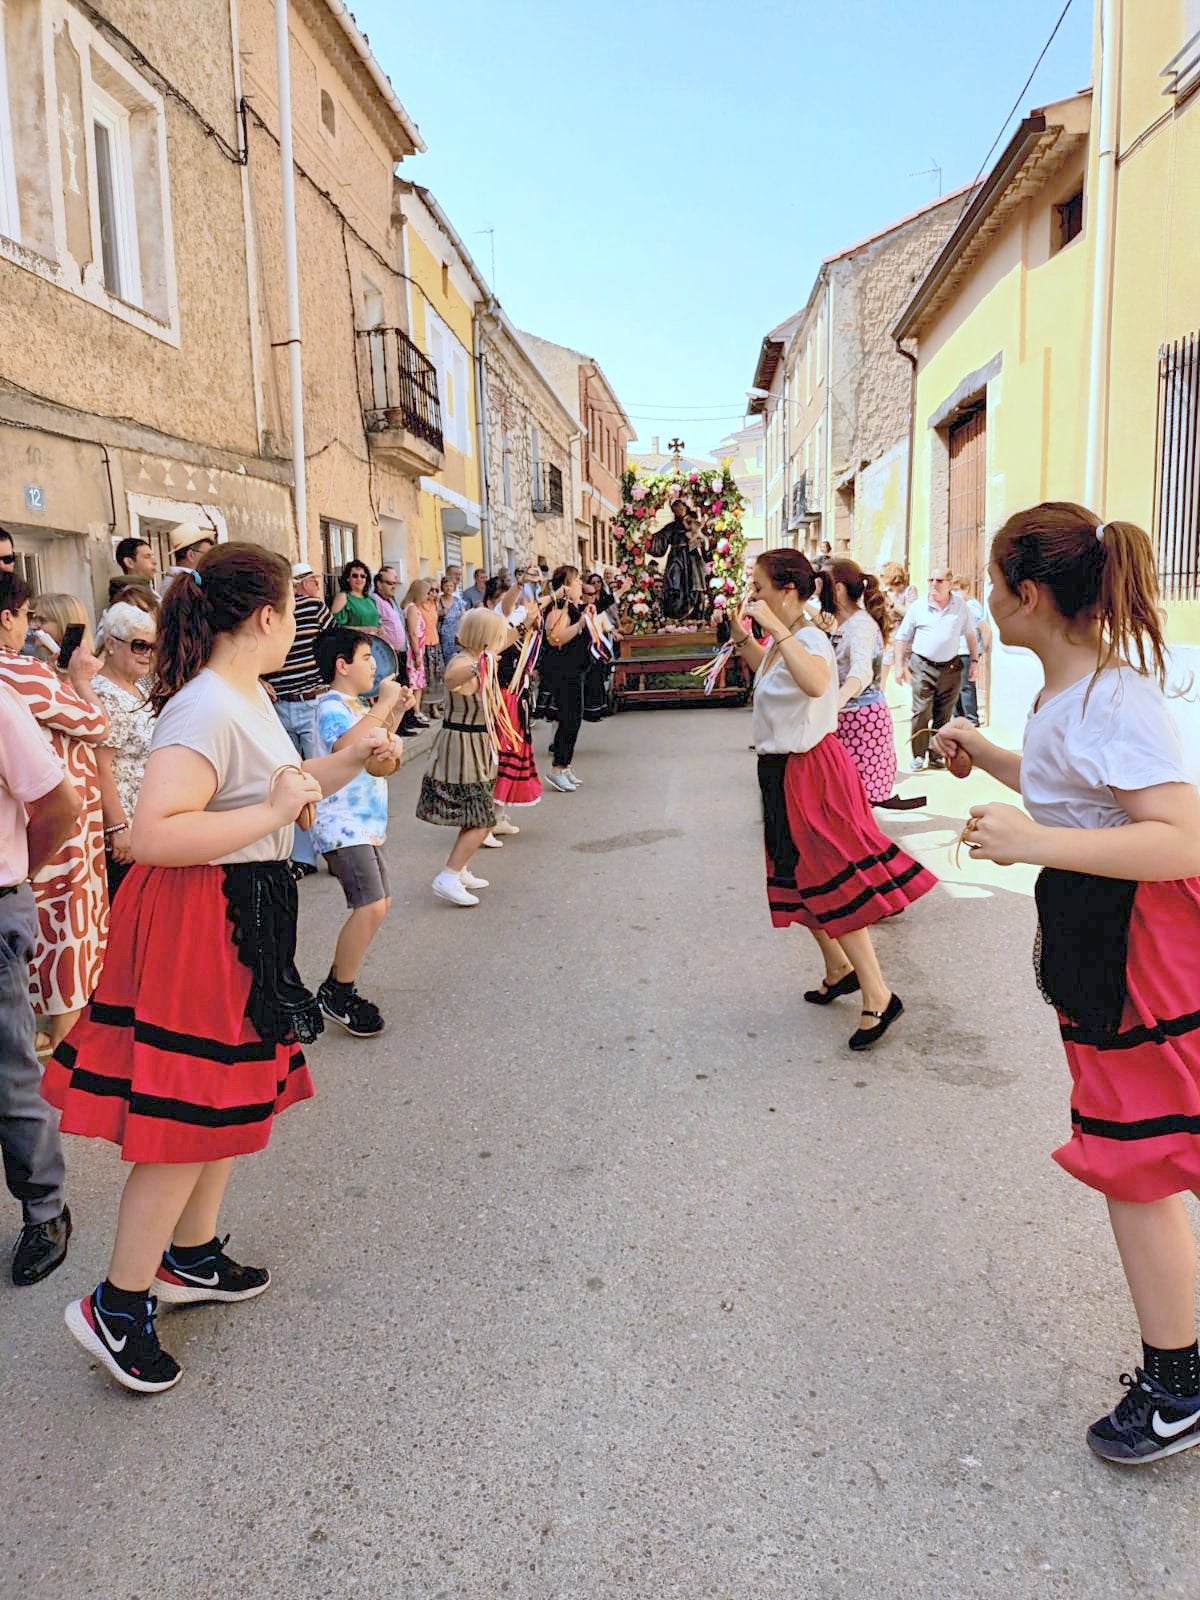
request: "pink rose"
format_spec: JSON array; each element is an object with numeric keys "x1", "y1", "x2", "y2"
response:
[
  {"x1": 635, "y1": 506, "x2": 645, "y2": 519},
  {"x1": 689, "y1": 472, "x2": 698, "y2": 482},
  {"x1": 716, "y1": 538, "x2": 731, "y2": 556},
  {"x1": 712, "y1": 500, "x2": 723, "y2": 515},
  {"x1": 631, "y1": 486, "x2": 646, "y2": 502}
]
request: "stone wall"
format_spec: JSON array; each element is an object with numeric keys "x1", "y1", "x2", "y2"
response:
[{"x1": 483, "y1": 333, "x2": 574, "y2": 570}]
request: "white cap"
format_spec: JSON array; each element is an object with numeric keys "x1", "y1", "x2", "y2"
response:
[{"x1": 291, "y1": 561, "x2": 315, "y2": 580}]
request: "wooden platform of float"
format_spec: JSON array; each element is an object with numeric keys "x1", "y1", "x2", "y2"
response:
[{"x1": 610, "y1": 628, "x2": 750, "y2": 710}]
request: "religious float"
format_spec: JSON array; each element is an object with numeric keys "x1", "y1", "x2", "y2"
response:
[{"x1": 611, "y1": 447, "x2": 750, "y2": 711}]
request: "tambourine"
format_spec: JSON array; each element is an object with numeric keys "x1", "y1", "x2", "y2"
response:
[
  {"x1": 269, "y1": 764, "x2": 317, "y2": 832},
  {"x1": 367, "y1": 635, "x2": 401, "y2": 700}
]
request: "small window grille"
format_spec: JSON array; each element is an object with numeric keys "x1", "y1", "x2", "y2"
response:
[{"x1": 1153, "y1": 333, "x2": 1200, "y2": 597}]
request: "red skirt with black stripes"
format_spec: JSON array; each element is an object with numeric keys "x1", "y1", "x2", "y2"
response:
[
  {"x1": 758, "y1": 736, "x2": 937, "y2": 938},
  {"x1": 41, "y1": 864, "x2": 314, "y2": 1164},
  {"x1": 1054, "y1": 878, "x2": 1200, "y2": 1202}
]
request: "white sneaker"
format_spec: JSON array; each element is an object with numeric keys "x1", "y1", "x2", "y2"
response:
[
  {"x1": 432, "y1": 871, "x2": 479, "y2": 907},
  {"x1": 545, "y1": 769, "x2": 575, "y2": 793},
  {"x1": 492, "y1": 817, "x2": 520, "y2": 835},
  {"x1": 564, "y1": 767, "x2": 582, "y2": 787},
  {"x1": 459, "y1": 867, "x2": 489, "y2": 890},
  {"x1": 481, "y1": 831, "x2": 503, "y2": 848}
]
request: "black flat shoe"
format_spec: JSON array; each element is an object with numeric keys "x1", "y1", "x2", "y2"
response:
[
  {"x1": 848, "y1": 993, "x2": 904, "y2": 1051},
  {"x1": 874, "y1": 794, "x2": 927, "y2": 811},
  {"x1": 804, "y1": 969, "x2": 861, "y2": 1006},
  {"x1": 12, "y1": 1205, "x2": 72, "y2": 1286}
]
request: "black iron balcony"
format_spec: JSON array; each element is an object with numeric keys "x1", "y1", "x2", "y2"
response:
[
  {"x1": 357, "y1": 326, "x2": 445, "y2": 475},
  {"x1": 532, "y1": 461, "x2": 564, "y2": 517}
]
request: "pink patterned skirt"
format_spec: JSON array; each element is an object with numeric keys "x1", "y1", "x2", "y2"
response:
[{"x1": 835, "y1": 699, "x2": 897, "y2": 807}]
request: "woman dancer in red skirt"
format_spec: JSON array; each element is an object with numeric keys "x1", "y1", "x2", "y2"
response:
[
  {"x1": 936, "y1": 503, "x2": 1200, "y2": 1464},
  {"x1": 729, "y1": 550, "x2": 936, "y2": 1049},
  {"x1": 44, "y1": 545, "x2": 394, "y2": 1393}
]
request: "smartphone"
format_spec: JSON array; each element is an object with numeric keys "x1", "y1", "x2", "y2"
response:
[{"x1": 57, "y1": 624, "x2": 85, "y2": 671}]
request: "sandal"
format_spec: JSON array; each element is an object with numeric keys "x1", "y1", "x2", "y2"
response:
[
  {"x1": 848, "y1": 993, "x2": 904, "y2": 1051},
  {"x1": 804, "y1": 969, "x2": 861, "y2": 1006}
]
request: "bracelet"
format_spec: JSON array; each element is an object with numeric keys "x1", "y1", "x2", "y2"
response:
[{"x1": 103, "y1": 823, "x2": 127, "y2": 836}]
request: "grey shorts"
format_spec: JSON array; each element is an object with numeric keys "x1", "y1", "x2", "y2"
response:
[{"x1": 324, "y1": 844, "x2": 391, "y2": 909}]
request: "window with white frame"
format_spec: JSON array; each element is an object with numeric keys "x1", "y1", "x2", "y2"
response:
[
  {"x1": 91, "y1": 86, "x2": 140, "y2": 304},
  {"x1": 425, "y1": 308, "x2": 471, "y2": 456}
]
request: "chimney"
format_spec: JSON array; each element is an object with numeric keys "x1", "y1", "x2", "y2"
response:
[{"x1": 652, "y1": 435, "x2": 660, "y2": 455}]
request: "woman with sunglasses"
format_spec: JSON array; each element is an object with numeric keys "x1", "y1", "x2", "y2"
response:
[
  {"x1": 93, "y1": 601, "x2": 157, "y2": 901},
  {"x1": 330, "y1": 560, "x2": 382, "y2": 631}
]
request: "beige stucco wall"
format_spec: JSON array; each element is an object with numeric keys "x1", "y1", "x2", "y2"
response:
[
  {"x1": 238, "y1": 0, "x2": 420, "y2": 575},
  {"x1": 0, "y1": 0, "x2": 260, "y2": 456}
]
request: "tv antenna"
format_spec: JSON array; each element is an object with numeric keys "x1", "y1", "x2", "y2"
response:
[{"x1": 910, "y1": 158, "x2": 943, "y2": 197}]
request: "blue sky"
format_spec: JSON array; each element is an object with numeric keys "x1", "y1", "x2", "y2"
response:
[{"x1": 352, "y1": 0, "x2": 1093, "y2": 458}]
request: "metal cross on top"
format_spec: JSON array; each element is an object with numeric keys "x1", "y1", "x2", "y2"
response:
[{"x1": 668, "y1": 437, "x2": 685, "y2": 468}]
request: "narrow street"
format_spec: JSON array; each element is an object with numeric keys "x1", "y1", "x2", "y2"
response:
[{"x1": 3, "y1": 706, "x2": 1197, "y2": 1600}]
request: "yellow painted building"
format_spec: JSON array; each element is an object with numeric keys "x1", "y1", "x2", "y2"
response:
[
  {"x1": 396, "y1": 182, "x2": 485, "y2": 580},
  {"x1": 895, "y1": 5, "x2": 1200, "y2": 750}
]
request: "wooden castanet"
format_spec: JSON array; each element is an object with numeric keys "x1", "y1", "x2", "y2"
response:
[{"x1": 269, "y1": 764, "x2": 316, "y2": 831}]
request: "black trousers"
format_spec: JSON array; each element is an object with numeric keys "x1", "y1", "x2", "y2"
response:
[
  {"x1": 548, "y1": 672, "x2": 585, "y2": 767},
  {"x1": 910, "y1": 653, "x2": 962, "y2": 761}
]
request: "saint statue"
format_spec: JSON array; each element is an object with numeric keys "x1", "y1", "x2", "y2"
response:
[{"x1": 650, "y1": 497, "x2": 710, "y2": 621}]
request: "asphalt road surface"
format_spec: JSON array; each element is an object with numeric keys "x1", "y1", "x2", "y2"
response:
[{"x1": 3, "y1": 705, "x2": 1198, "y2": 1600}]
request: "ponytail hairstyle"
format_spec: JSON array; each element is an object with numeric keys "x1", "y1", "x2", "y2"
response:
[
  {"x1": 819, "y1": 559, "x2": 894, "y2": 640},
  {"x1": 149, "y1": 542, "x2": 291, "y2": 713},
  {"x1": 755, "y1": 548, "x2": 816, "y2": 602},
  {"x1": 991, "y1": 501, "x2": 1167, "y2": 685}
]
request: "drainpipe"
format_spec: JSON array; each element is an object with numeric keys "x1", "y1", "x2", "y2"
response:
[
  {"x1": 273, "y1": 0, "x2": 308, "y2": 562},
  {"x1": 822, "y1": 269, "x2": 834, "y2": 546},
  {"x1": 894, "y1": 338, "x2": 919, "y2": 573},
  {"x1": 474, "y1": 305, "x2": 493, "y2": 573},
  {"x1": 1084, "y1": 0, "x2": 1122, "y2": 514}
]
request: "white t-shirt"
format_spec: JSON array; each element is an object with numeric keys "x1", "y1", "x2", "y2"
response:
[
  {"x1": 151, "y1": 669, "x2": 300, "y2": 862},
  {"x1": 752, "y1": 626, "x2": 838, "y2": 755},
  {"x1": 1021, "y1": 666, "x2": 1191, "y2": 831}
]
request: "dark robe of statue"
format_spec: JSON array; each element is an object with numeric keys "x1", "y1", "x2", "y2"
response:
[{"x1": 651, "y1": 504, "x2": 709, "y2": 621}]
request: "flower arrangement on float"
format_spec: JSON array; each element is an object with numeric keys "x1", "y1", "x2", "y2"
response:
[{"x1": 613, "y1": 462, "x2": 746, "y2": 636}]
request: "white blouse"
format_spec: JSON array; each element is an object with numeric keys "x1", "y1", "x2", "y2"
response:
[
  {"x1": 1021, "y1": 666, "x2": 1191, "y2": 831},
  {"x1": 752, "y1": 625, "x2": 838, "y2": 755}
]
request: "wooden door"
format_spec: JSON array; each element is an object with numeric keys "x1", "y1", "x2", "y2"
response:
[{"x1": 947, "y1": 406, "x2": 986, "y2": 587}]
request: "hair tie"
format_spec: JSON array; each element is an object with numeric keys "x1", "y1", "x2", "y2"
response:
[
  {"x1": 192, "y1": 570, "x2": 203, "y2": 588},
  {"x1": 1096, "y1": 523, "x2": 1107, "y2": 543}
]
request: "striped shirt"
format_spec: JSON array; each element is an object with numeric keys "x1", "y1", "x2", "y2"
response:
[{"x1": 264, "y1": 594, "x2": 331, "y2": 698}]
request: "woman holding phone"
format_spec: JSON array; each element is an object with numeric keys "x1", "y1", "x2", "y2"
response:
[{"x1": 0, "y1": 591, "x2": 109, "y2": 1046}]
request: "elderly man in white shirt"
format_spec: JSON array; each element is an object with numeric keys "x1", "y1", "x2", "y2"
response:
[{"x1": 894, "y1": 566, "x2": 979, "y2": 770}]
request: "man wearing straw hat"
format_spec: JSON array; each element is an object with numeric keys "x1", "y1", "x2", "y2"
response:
[{"x1": 159, "y1": 522, "x2": 216, "y2": 599}]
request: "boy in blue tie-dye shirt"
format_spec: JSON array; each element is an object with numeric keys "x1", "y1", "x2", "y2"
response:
[{"x1": 311, "y1": 629, "x2": 411, "y2": 1037}]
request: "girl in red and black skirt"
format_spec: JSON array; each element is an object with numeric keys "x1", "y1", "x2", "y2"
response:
[
  {"x1": 935, "y1": 503, "x2": 1200, "y2": 1465},
  {"x1": 45, "y1": 544, "x2": 393, "y2": 1394},
  {"x1": 486, "y1": 575, "x2": 545, "y2": 828},
  {"x1": 729, "y1": 550, "x2": 936, "y2": 1050}
]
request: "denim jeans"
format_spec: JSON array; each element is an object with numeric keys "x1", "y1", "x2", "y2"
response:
[
  {"x1": 0, "y1": 885, "x2": 65, "y2": 1223},
  {"x1": 955, "y1": 655, "x2": 980, "y2": 725},
  {"x1": 274, "y1": 696, "x2": 318, "y2": 866}
]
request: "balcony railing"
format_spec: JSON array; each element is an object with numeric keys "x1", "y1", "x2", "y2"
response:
[
  {"x1": 357, "y1": 326, "x2": 444, "y2": 452},
  {"x1": 532, "y1": 461, "x2": 564, "y2": 517}
]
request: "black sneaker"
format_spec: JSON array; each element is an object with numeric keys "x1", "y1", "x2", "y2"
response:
[
  {"x1": 153, "y1": 1234, "x2": 271, "y2": 1305},
  {"x1": 66, "y1": 1287, "x2": 181, "y2": 1394},
  {"x1": 1087, "y1": 1368, "x2": 1200, "y2": 1464},
  {"x1": 318, "y1": 977, "x2": 385, "y2": 1038}
]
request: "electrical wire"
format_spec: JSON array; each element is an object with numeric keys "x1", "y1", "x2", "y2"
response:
[{"x1": 957, "y1": 0, "x2": 1077, "y2": 219}]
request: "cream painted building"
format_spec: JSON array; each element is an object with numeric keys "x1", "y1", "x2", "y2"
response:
[
  {"x1": 395, "y1": 181, "x2": 485, "y2": 581},
  {"x1": 894, "y1": 1, "x2": 1200, "y2": 754}
]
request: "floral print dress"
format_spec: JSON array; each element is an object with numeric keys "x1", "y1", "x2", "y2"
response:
[{"x1": 0, "y1": 653, "x2": 109, "y2": 1016}]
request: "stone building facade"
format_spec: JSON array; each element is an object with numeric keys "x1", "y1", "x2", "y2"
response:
[
  {"x1": 0, "y1": 0, "x2": 289, "y2": 610},
  {"x1": 518, "y1": 334, "x2": 635, "y2": 570},
  {"x1": 0, "y1": 0, "x2": 428, "y2": 616},
  {"x1": 482, "y1": 317, "x2": 579, "y2": 573},
  {"x1": 751, "y1": 188, "x2": 974, "y2": 572}
]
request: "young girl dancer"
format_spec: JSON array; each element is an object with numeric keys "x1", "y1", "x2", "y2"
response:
[
  {"x1": 730, "y1": 550, "x2": 936, "y2": 1048},
  {"x1": 935, "y1": 502, "x2": 1200, "y2": 1464},
  {"x1": 818, "y1": 560, "x2": 898, "y2": 806},
  {"x1": 43, "y1": 545, "x2": 390, "y2": 1393},
  {"x1": 417, "y1": 605, "x2": 510, "y2": 907},
  {"x1": 487, "y1": 572, "x2": 545, "y2": 833}
]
